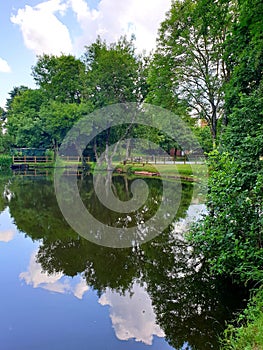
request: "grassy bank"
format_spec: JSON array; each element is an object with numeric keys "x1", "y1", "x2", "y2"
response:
[
  {"x1": 9, "y1": 157, "x2": 206, "y2": 181},
  {"x1": 221, "y1": 288, "x2": 263, "y2": 349},
  {"x1": 115, "y1": 162, "x2": 206, "y2": 180}
]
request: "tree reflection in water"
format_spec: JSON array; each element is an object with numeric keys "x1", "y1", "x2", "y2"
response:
[{"x1": 1, "y1": 173, "x2": 248, "y2": 349}]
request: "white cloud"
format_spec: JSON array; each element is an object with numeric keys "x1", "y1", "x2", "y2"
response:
[
  {"x1": 172, "y1": 204, "x2": 208, "y2": 236},
  {"x1": 0, "y1": 229, "x2": 16, "y2": 242},
  {"x1": 20, "y1": 250, "x2": 89, "y2": 299},
  {"x1": 99, "y1": 282, "x2": 165, "y2": 345},
  {"x1": 0, "y1": 58, "x2": 11, "y2": 73},
  {"x1": 69, "y1": 0, "x2": 172, "y2": 53},
  {"x1": 20, "y1": 252, "x2": 64, "y2": 288},
  {"x1": 0, "y1": 209, "x2": 17, "y2": 242},
  {"x1": 10, "y1": 0, "x2": 72, "y2": 55},
  {"x1": 10, "y1": 0, "x2": 171, "y2": 56},
  {"x1": 74, "y1": 278, "x2": 89, "y2": 299}
]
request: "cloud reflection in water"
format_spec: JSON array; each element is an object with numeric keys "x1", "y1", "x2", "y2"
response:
[
  {"x1": 99, "y1": 282, "x2": 165, "y2": 345},
  {"x1": 20, "y1": 250, "x2": 89, "y2": 299}
]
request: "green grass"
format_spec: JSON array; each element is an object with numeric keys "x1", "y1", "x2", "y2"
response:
[
  {"x1": 221, "y1": 288, "x2": 263, "y2": 350},
  {"x1": 115, "y1": 162, "x2": 206, "y2": 179}
]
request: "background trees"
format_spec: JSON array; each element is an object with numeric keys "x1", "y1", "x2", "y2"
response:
[
  {"x1": 82, "y1": 36, "x2": 147, "y2": 107},
  {"x1": 32, "y1": 54, "x2": 86, "y2": 104},
  {"x1": 3, "y1": 37, "x2": 149, "y2": 158},
  {"x1": 6, "y1": 88, "x2": 46, "y2": 148}
]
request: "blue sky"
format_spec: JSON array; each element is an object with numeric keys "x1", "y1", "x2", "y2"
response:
[{"x1": 0, "y1": 0, "x2": 172, "y2": 109}]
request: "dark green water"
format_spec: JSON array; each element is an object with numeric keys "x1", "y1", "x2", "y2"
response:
[{"x1": 0, "y1": 172, "x2": 247, "y2": 350}]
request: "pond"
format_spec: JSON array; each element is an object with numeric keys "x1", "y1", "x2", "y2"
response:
[{"x1": 0, "y1": 172, "x2": 248, "y2": 350}]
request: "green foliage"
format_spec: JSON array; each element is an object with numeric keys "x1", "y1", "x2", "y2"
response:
[
  {"x1": 189, "y1": 149, "x2": 263, "y2": 282},
  {"x1": 187, "y1": 4, "x2": 263, "y2": 348},
  {"x1": 32, "y1": 54, "x2": 86, "y2": 103},
  {"x1": 146, "y1": 52, "x2": 187, "y2": 115},
  {"x1": 189, "y1": 0, "x2": 263, "y2": 285},
  {"x1": 5, "y1": 83, "x2": 93, "y2": 152},
  {"x1": 82, "y1": 36, "x2": 146, "y2": 107},
  {"x1": 193, "y1": 126, "x2": 213, "y2": 154},
  {"x1": 5, "y1": 85, "x2": 29, "y2": 110},
  {"x1": 6, "y1": 88, "x2": 46, "y2": 148},
  {"x1": 0, "y1": 155, "x2": 12, "y2": 169},
  {"x1": 0, "y1": 106, "x2": 6, "y2": 121},
  {"x1": 39, "y1": 101, "x2": 91, "y2": 152},
  {"x1": 4, "y1": 38, "x2": 148, "y2": 159},
  {"x1": 224, "y1": 0, "x2": 263, "y2": 106},
  {"x1": 148, "y1": 0, "x2": 232, "y2": 141},
  {"x1": 0, "y1": 133, "x2": 11, "y2": 154},
  {"x1": 221, "y1": 288, "x2": 263, "y2": 349}
]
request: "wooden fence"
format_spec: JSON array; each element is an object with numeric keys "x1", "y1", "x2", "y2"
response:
[
  {"x1": 12, "y1": 155, "x2": 90, "y2": 164},
  {"x1": 12, "y1": 156, "x2": 53, "y2": 164}
]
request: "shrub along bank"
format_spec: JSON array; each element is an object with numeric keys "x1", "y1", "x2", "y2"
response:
[{"x1": 0, "y1": 155, "x2": 12, "y2": 170}]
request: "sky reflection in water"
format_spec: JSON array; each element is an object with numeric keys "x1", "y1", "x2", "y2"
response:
[
  {"x1": 0, "y1": 174, "x2": 245, "y2": 350},
  {"x1": 0, "y1": 205, "x2": 174, "y2": 350}
]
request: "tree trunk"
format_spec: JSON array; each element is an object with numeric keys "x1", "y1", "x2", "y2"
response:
[{"x1": 125, "y1": 138, "x2": 131, "y2": 159}]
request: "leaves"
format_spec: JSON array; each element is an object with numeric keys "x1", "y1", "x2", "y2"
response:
[
  {"x1": 148, "y1": 0, "x2": 232, "y2": 141},
  {"x1": 82, "y1": 36, "x2": 146, "y2": 107},
  {"x1": 189, "y1": 0, "x2": 263, "y2": 283},
  {"x1": 32, "y1": 54, "x2": 86, "y2": 103}
]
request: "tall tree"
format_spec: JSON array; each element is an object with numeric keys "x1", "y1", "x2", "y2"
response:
[
  {"x1": 6, "y1": 88, "x2": 47, "y2": 148},
  {"x1": 39, "y1": 101, "x2": 92, "y2": 155},
  {"x1": 82, "y1": 36, "x2": 147, "y2": 107},
  {"x1": 32, "y1": 54, "x2": 86, "y2": 104},
  {"x1": 148, "y1": 0, "x2": 233, "y2": 143},
  {"x1": 79, "y1": 36, "x2": 149, "y2": 167},
  {"x1": 5, "y1": 85, "x2": 29, "y2": 111},
  {"x1": 190, "y1": 0, "x2": 263, "y2": 283}
]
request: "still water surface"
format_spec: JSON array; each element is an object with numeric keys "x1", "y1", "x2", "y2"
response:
[{"x1": 0, "y1": 173, "x2": 247, "y2": 350}]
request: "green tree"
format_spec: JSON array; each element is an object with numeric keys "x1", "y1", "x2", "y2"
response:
[
  {"x1": 193, "y1": 126, "x2": 213, "y2": 154},
  {"x1": 82, "y1": 36, "x2": 146, "y2": 107},
  {"x1": 146, "y1": 52, "x2": 188, "y2": 118},
  {"x1": 6, "y1": 88, "x2": 47, "y2": 148},
  {"x1": 0, "y1": 107, "x2": 9, "y2": 153},
  {"x1": 0, "y1": 106, "x2": 6, "y2": 122},
  {"x1": 39, "y1": 101, "x2": 92, "y2": 155},
  {"x1": 32, "y1": 54, "x2": 86, "y2": 104},
  {"x1": 5, "y1": 85, "x2": 29, "y2": 111},
  {"x1": 190, "y1": 0, "x2": 263, "y2": 283},
  {"x1": 78, "y1": 37, "x2": 149, "y2": 167},
  {"x1": 149, "y1": 0, "x2": 233, "y2": 143}
]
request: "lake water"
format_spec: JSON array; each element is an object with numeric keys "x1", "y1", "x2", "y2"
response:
[{"x1": 0, "y1": 172, "x2": 248, "y2": 350}]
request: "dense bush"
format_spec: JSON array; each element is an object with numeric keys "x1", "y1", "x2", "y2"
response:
[
  {"x1": 189, "y1": 149, "x2": 263, "y2": 283},
  {"x1": 0, "y1": 155, "x2": 12, "y2": 170}
]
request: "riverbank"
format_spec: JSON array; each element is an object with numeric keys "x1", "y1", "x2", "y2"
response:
[
  {"x1": 221, "y1": 288, "x2": 263, "y2": 349},
  {"x1": 6, "y1": 155, "x2": 206, "y2": 181},
  {"x1": 114, "y1": 162, "x2": 206, "y2": 181}
]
